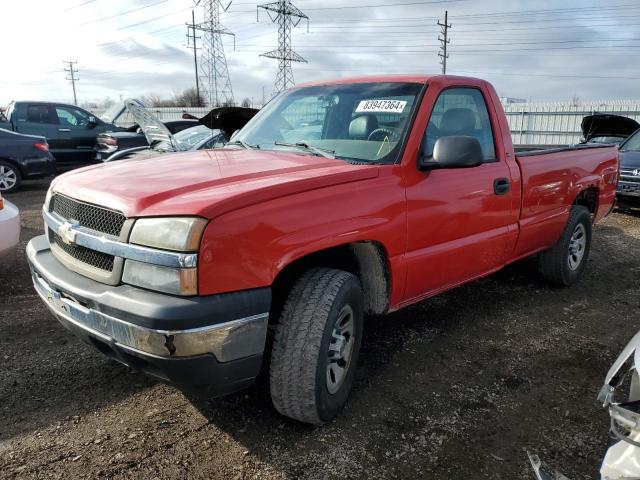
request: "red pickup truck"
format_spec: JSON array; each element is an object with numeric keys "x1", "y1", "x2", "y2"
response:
[{"x1": 27, "y1": 75, "x2": 618, "y2": 425}]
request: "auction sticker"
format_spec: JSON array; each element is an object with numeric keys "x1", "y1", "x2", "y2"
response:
[{"x1": 356, "y1": 99, "x2": 407, "y2": 114}]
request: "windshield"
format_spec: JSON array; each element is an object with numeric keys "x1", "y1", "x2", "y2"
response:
[
  {"x1": 174, "y1": 125, "x2": 219, "y2": 150},
  {"x1": 233, "y1": 82, "x2": 423, "y2": 163},
  {"x1": 620, "y1": 129, "x2": 640, "y2": 151},
  {"x1": 589, "y1": 136, "x2": 625, "y2": 145}
]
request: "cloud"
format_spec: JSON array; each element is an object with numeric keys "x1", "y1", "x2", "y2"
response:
[{"x1": 2, "y1": 0, "x2": 640, "y2": 104}]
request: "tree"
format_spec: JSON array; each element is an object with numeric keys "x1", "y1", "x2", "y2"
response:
[
  {"x1": 241, "y1": 97, "x2": 251, "y2": 108},
  {"x1": 571, "y1": 94, "x2": 581, "y2": 107},
  {"x1": 173, "y1": 87, "x2": 205, "y2": 107}
]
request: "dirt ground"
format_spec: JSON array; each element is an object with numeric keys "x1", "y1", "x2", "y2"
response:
[{"x1": 1, "y1": 179, "x2": 639, "y2": 480}]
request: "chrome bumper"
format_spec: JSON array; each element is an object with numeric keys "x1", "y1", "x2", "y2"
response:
[{"x1": 31, "y1": 269, "x2": 268, "y2": 362}]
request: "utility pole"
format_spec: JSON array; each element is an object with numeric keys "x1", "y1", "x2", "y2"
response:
[
  {"x1": 257, "y1": 0, "x2": 309, "y2": 97},
  {"x1": 63, "y1": 61, "x2": 79, "y2": 105},
  {"x1": 193, "y1": 0, "x2": 235, "y2": 107},
  {"x1": 186, "y1": 10, "x2": 201, "y2": 106},
  {"x1": 437, "y1": 11, "x2": 451, "y2": 75}
]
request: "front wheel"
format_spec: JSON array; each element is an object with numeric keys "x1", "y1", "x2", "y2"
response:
[
  {"x1": 269, "y1": 268, "x2": 363, "y2": 425},
  {"x1": 538, "y1": 205, "x2": 592, "y2": 286}
]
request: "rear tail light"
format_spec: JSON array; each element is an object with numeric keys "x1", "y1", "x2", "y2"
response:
[{"x1": 34, "y1": 142, "x2": 49, "y2": 152}]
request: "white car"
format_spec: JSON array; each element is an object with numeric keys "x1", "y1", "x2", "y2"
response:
[{"x1": 0, "y1": 194, "x2": 20, "y2": 258}]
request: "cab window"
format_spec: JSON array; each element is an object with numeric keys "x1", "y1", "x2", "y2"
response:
[
  {"x1": 26, "y1": 105, "x2": 56, "y2": 124},
  {"x1": 56, "y1": 106, "x2": 90, "y2": 127},
  {"x1": 424, "y1": 88, "x2": 496, "y2": 162}
]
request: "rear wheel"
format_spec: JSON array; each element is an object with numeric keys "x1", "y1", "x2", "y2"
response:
[
  {"x1": 269, "y1": 268, "x2": 363, "y2": 425},
  {"x1": 0, "y1": 160, "x2": 21, "y2": 193},
  {"x1": 538, "y1": 205, "x2": 592, "y2": 286}
]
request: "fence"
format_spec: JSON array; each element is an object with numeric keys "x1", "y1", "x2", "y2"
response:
[
  {"x1": 94, "y1": 100, "x2": 640, "y2": 146},
  {"x1": 503, "y1": 100, "x2": 640, "y2": 146}
]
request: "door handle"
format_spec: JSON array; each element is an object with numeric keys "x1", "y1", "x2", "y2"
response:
[
  {"x1": 58, "y1": 128, "x2": 71, "y2": 132},
  {"x1": 494, "y1": 178, "x2": 510, "y2": 195}
]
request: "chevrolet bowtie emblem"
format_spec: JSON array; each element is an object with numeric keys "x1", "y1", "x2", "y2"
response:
[{"x1": 57, "y1": 221, "x2": 79, "y2": 246}]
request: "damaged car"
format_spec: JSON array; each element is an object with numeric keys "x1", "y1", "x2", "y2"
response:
[
  {"x1": 103, "y1": 101, "x2": 258, "y2": 162},
  {"x1": 530, "y1": 330, "x2": 640, "y2": 479},
  {"x1": 95, "y1": 99, "x2": 198, "y2": 160}
]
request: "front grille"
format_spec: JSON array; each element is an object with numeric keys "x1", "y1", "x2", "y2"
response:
[
  {"x1": 49, "y1": 228, "x2": 115, "y2": 272},
  {"x1": 620, "y1": 170, "x2": 640, "y2": 184},
  {"x1": 51, "y1": 194, "x2": 125, "y2": 237}
]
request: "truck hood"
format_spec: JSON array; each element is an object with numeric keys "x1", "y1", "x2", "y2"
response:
[
  {"x1": 581, "y1": 114, "x2": 640, "y2": 142},
  {"x1": 100, "y1": 98, "x2": 145, "y2": 126},
  {"x1": 51, "y1": 149, "x2": 379, "y2": 219},
  {"x1": 619, "y1": 150, "x2": 640, "y2": 169}
]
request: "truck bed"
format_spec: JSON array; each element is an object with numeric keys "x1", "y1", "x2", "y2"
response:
[
  {"x1": 509, "y1": 143, "x2": 619, "y2": 261},
  {"x1": 515, "y1": 143, "x2": 614, "y2": 156}
]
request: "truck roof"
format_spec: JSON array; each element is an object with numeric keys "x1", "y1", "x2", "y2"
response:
[{"x1": 295, "y1": 74, "x2": 487, "y2": 88}]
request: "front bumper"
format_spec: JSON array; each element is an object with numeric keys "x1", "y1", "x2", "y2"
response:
[{"x1": 27, "y1": 235, "x2": 271, "y2": 393}]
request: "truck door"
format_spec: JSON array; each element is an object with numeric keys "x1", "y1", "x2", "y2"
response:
[
  {"x1": 403, "y1": 86, "x2": 519, "y2": 302},
  {"x1": 14, "y1": 103, "x2": 61, "y2": 150},
  {"x1": 53, "y1": 105, "x2": 100, "y2": 167}
]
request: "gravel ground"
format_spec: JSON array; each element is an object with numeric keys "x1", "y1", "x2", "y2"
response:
[{"x1": 1, "y1": 179, "x2": 639, "y2": 479}]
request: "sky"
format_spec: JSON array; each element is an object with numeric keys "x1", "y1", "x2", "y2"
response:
[{"x1": 2, "y1": 0, "x2": 640, "y2": 107}]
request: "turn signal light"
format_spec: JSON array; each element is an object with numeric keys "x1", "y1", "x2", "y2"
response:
[
  {"x1": 0, "y1": 194, "x2": 4, "y2": 211},
  {"x1": 34, "y1": 142, "x2": 49, "y2": 152}
]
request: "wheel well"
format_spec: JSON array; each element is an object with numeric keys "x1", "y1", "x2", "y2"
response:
[
  {"x1": 573, "y1": 187, "x2": 598, "y2": 215},
  {"x1": 270, "y1": 242, "x2": 390, "y2": 322},
  {"x1": 0, "y1": 157, "x2": 23, "y2": 176}
]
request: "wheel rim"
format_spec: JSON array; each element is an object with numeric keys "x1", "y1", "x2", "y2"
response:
[
  {"x1": 568, "y1": 223, "x2": 587, "y2": 271},
  {"x1": 326, "y1": 305, "x2": 355, "y2": 395},
  {"x1": 0, "y1": 165, "x2": 17, "y2": 191}
]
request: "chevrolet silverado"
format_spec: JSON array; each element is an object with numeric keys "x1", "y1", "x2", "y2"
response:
[{"x1": 27, "y1": 75, "x2": 618, "y2": 425}]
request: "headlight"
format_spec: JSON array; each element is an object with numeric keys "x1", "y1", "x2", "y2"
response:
[
  {"x1": 130, "y1": 217, "x2": 207, "y2": 251},
  {"x1": 123, "y1": 260, "x2": 197, "y2": 296},
  {"x1": 125, "y1": 217, "x2": 207, "y2": 296}
]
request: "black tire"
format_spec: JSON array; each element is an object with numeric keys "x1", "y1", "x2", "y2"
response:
[
  {"x1": 0, "y1": 160, "x2": 21, "y2": 193},
  {"x1": 538, "y1": 205, "x2": 592, "y2": 286},
  {"x1": 269, "y1": 268, "x2": 364, "y2": 425}
]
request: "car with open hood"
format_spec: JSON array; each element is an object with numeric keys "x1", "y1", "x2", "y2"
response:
[
  {"x1": 581, "y1": 114, "x2": 640, "y2": 145},
  {"x1": 102, "y1": 102, "x2": 259, "y2": 162}
]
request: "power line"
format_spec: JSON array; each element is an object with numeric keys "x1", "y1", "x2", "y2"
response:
[
  {"x1": 257, "y1": 0, "x2": 309, "y2": 96},
  {"x1": 63, "y1": 61, "x2": 79, "y2": 106},
  {"x1": 79, "y1": 0, "x2": 170, "y2": 26},
  {"x1": 64, "y1": 0, "x2": 97, "y2": 11}
]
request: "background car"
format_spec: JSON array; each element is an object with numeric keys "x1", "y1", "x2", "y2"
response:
[
  {"x1": 95, "y1": 99, "x2": 199, "y2": 160},
  {"x1": 0, "y1": 128, "x2": 56, "y2": 193},
  {"x1": 616, "y1": 128, "x2": 640, "y2": 209},
  {"x1": 105, "y1": 103, "x2": 258, "y2": 162},
  {"x1": 581, "y1": 114, "x2": 640, "y2": 145},
  {"x1": 0, "y1": 194, "x2": 20, "y2": 258}
]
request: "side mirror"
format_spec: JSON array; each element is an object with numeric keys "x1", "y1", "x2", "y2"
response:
[
  {"x1": 419, "y1": 136, "x2": 483, "y2": 170},
  {"x1": 88, "y1": 116, "x2": 98, "y2": 129}
]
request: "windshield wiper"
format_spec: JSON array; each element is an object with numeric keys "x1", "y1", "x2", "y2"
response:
[
  {"x1": 274, "y1": 141, "x2": 335, "y2": 158},
  {"x1": 227, "y1": 139, "x2": 259, "y2": 150}
]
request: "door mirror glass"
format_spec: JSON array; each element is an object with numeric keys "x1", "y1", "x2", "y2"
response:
[
  {"x1": 88, "y1": 116, "x2": 98, "y2": 128},
  {"x1": 419, "y1": 136, "x2": 483, "y2": 170}
]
